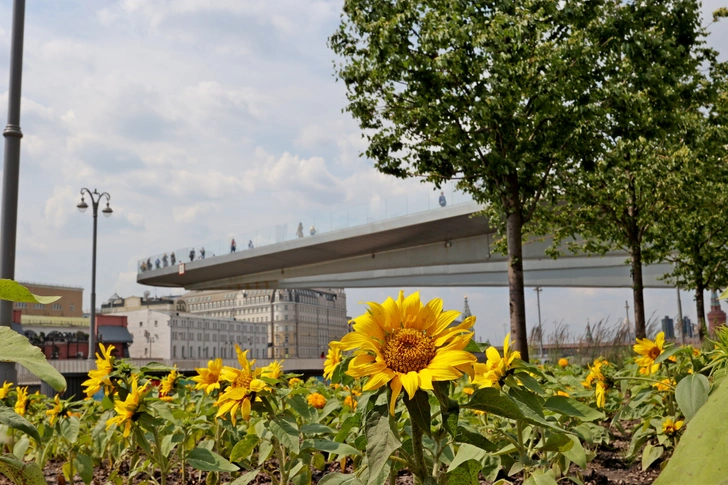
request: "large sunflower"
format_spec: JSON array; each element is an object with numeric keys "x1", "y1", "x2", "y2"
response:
[
  {"x1": 82, "y1": 343, "x2": 116, "y2": 398},
  {"x1": 191, "y1": 358, "x2": 224, "y2": 394},
  {"x1": 339, "y1": 291, "x2": 476, "y2": 415},
  {"x1": 633, "y1": 332, "x2": 665, "y2": 375},
  {"x1": 214, "y1": 346, "x2": 268, "y2": 424}
]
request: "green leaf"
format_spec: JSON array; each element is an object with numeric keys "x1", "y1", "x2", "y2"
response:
[
  {"x1": 318, "y1": 473, "x2": 364, "y2": 485},
  {"x1": 187, "y1": 448, "x2": 239, "y2": 472},
  {"x1": 446, "y1": 459, "x2": 481, "y2": 485},
  {"x1": 432, "y1": 381, "x2": 459, "y2": 437},
  {"x1": 230, "y1": 435, "x2": 259, "y2": 462},
  {"x1": 539, "y1": 433, "x2": 574, "y2": 453},
  {"x1": 0, "y1": 327, "x2": 66, "y2": 391},
  {"x1": 481, "y1": 455, "x2": 501, "y2": 481},
  {"x1": 447, "y1": 444, "x2": 486, "y2": 473},
  {"x1": 563, "y1": 435, "x2": 586, "y2": 469},
  {"x1": 270, "y1": 416, "x2": 300, "y2": 455},
  {"x1": 455, "y1": 426, "x2": 497, "y2": 452},
  {"x1": 0, "y1": 453, "x2": 48, "y2": 485},
  {"x1": 59, "y1": 415, "x2": 80, "y2": 444},
  {"x1": 149, "y1": 401, "x2": 179, "y2": 425},
  {"x1": 655, "y1": 374, "x2": 728, "y2": 483},
  {"x1": 291, "y1": 464, "x2": 311, "y2": 485},
  {"x1": 258, "y1": 440, "x2": 273, "y2": 467},
  {"x1": 335, "y1": 414, "x2": 361, "y2": 443},
  {"x1": 465, "y1": 388, "x2": 564, "y2": 433},
  {"x1": 300, "y1": 423, "x2": 336, "y2": 435},
  {"x1": 304, "y1": 439, "x2": 360, "y2": 457},
  {"x1": 544, "y1": 396, "x2": 605, "y2": 422},
  {"x1": 0, "y1": 280, "x2": 60, "y2": 304},
  {"x1": 403, "y1": 389, "x2": 431, "y2": 437},
  {"x1": 513, "y1": 372, "x2": 545, "y2": 395},
  {"x1": 74, "y1": 454, "x2": 94, "y2": 485},
  {"x1": 641, "y1": 443, "x2": 663, "y2": 471},
  {"x1": 365, "y1": 405, "x2": 401, "y2": 485},
  {"x1": 11, "y1": 436, "x2": 28, "y2": 460},
  {"x1": 161, "y1": 433, "x2": 183, "y2": 458},
  {"x1": 0, "y1": 406, "x2": 40, "y2": 444},
  {"x1": 228, "y1": 469, "x2": 260, "y2": 485},
  {"x1": 463, "y1": 339, "x2": 482, "y2": 353},
  {"x1": 675, "y1": 373, "x2": 710, "y2": 421},
  {"x1": 288, "y1": 395, "x2": 315, "y2": 421},
  {"x1": 654, "y1": 346, "x2": 681, "y2": 365},
  {"x1": 524, "y1": 469, "x2": 559, "y2": 485}
]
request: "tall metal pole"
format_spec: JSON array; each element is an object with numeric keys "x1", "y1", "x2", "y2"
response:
[
  {"x1": 534, "y1": 287, "x2": 543, "y2": 360},
  {"x1": 90, "y1": 207, "x2": 98, "y2": 359},
  {"x1": 676, "y1": 287, "x2": 685, "y2": 345},
  {"x1": 625, "y1": 300, "x2": 631, "y2": 342},
  {"x1": 0, "y1": 0, "x2": 26, "y2": 383}
]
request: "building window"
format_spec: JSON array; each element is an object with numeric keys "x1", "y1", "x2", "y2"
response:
[
  {"x1": 33, "y1": 303, "x2": 45, "y2": 309},
  {"x1": 139, "y1": 322, "x2": 143, "y2": 327},
  {"x1": 15, "y1": 302, "x2": 27, "y2": 309},
  {"x1": 173, "y1": 346, "x2": 177, "y2": 358},
  {"x1": 182, "y1": 347, "x2": 185, "y2": 358},
  {"x1": 154, "y1": 321, "x2": 158, "y2": 327},
  {"x1": 52, "y1": 303, "x2": 62, "y2": 310},
  {"x1": 70, "y1": 304, "x2": 75, "y2": 312}
]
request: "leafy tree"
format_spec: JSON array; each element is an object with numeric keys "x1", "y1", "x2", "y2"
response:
[
  {"x1": 658, "y1": 70, "x2": 728, "y2": 340},
  {"x1": 550, "y1": 0, "x2": 722, "y2": 339},
  {"x1": 329, "y1": 0, "x2": 604, "y2": 360}
]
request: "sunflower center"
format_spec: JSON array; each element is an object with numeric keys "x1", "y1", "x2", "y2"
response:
[
  {"x1": 234, "y1": 372, "x2": 253, "y2": 389},
  {"x1": 382, "y1": 328, "x2": 436, "y2": 374},
  {"x1": 648, "y1": 346, "x2": 661, "y2": 360}
]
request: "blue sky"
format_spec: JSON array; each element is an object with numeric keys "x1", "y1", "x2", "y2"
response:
[{"x1": 0, "y1": 0, "x2": 725, "y2": 344}]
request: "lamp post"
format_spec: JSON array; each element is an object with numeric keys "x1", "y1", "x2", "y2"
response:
[
  {"x1": 0, "y1": 0, "x2": 26, "y2": 383},
  {"x1": 77, "y1": 188, "x2": 112, "y2": 360}
]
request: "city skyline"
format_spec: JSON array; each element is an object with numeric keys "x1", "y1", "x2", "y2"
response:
[{"x1": 0, "y1": 1, "x2": 726, "y2": 347}]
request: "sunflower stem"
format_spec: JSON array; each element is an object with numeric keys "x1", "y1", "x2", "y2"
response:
[
  {"x1": 411, "y1": 419, "x2": 428, "y2": 483},
  {"x1": 516, "y1": 421, "x2": 528, "y2": 467}
]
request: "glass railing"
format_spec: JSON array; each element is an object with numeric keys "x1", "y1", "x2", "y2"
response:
[{"x1": 137, "y1": 182, "x2": 475, "y2": 274}]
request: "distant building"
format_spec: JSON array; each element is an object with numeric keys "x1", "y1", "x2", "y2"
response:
[
  {"x1": 682, "y1": 316, "x2": 694, "y2": 338},
  {"x1": 100, "y1": 293, "x2": 180, "y2": 314},
  {"x1": 179, "y1": 288, "x2": 348, "y2": 359},
  {"x1": 13, "y1": 282, "x2": 83, "y2": 318},
  {"x1": 113, "y1": 309, "x2": 267, "y2": 360},
  {"x1": 707, "y1": 291, "x2": 726, "y2": 336},
  {"x1": 661, "y1": 316, "x2": 675, "y2": 339}
]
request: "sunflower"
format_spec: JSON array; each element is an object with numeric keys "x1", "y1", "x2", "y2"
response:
[
  {"x1": 82, "y1": 343, "x2": 116, "y2": 398},
  {"x1": 344, "y1": 395, "x2": 357, "y2": 410},
  {"x1": 633, "y1": 332, "x2": 665, "y2": 375},
  {"x1": 159, "y1": 367, "x2": 179, "y2": 402},
  {"x1": 471, "y1": 334, "x2": 521, "y2": 388},
  {"x1": 307, "y1": 392, "x2": 327, "y2": 409},
  {"x1": 261, "y1": 360, "x2": 283, "y2": 380},
  {"x1": 582, "y1": 358, "x2": 610, "y2": 408},
  {"x1": 14, "y1": 387, "x2": 28, "y2": 416},
  {"x1": 214, "y1": 346, "x2": 267, "y2": 424},
  {"x1": 288, "y1": 377, "x2": 304, "y2": 387},
  {"x1": 462, "y1": 386, "x2": 475, "y2": 396},
  {"x1": 191, "y1": 358, "x2": 224, "y2": 394},
  {"x1": 595, "y1": 381, "x2": 607, "y2": 408},
  {"x1": 558, "y1": 358, "x2": 569, "y2": 368},
  {"x1": 340, "y1": 291, "x2": 476, "y2": 415},
  {"x1": 652, "y1": 378, "x2": 675, "y2": 392},
  {"x1": 0, "y1": 381, "x2": 12, "y2": 400},
  {"x1": 46, "y1": 395, "x2": 64, "y2": 425},
  {"x1": 556, "y1": 390, "x2": 570, "y2": 397},
  {"x1": 323, "y1": 344, "x2": 342, "y2": 380},
  {"x1": 662, "y1": 417, "x2": 684, "y2": 436},
  {"x1": 106, "y1": 375, "x2": 149, "y2": 438}
]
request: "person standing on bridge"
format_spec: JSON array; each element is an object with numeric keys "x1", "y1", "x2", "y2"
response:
[
  {"x1": 162, "y1": 253, "x2": 168, "y2": 267},
  {"x1": 231, "y1": 238, "x2": 236, "y2": 253},
  {"x1": 310, "y1": 225, "x2": 317, "y2": 236},
  {"x1": 296, "y1": 222, "x2": 304, "y2": 238},
  {"x1": 189, "y1": 248, "x2": 195, "y2": 262},
  {"x1": 170, "y1": 252, "x2": 176, "y2": 265},
  {"x1": 439, "y1": 191, "x2": 447, "y2": 207},
  {"x1": 248, "y1": 240, "x2": 254, "y2": 249}
]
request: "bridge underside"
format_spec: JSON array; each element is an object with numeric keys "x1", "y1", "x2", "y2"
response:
[{"x1": 138, "y1": 201, "x2": 674, "y2": 291}]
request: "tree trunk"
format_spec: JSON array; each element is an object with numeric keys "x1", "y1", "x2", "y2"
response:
[
  {"x1": 506, "y1": 209, "x2": 529, "y2": 361},
  {"x1": 695, "y1": 281, "x2": 707, "y2": 341},
  {"x1": 630, "y1": 244, "x2": 646, "y2": 339}
]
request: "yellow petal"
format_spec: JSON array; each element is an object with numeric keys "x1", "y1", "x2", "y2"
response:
[
  {"x1": 389, "y1": 375, "x2": 402, "y2": 416},
  {"x1": 400, "y1": 371, "x2": 420, "y2": 400}
]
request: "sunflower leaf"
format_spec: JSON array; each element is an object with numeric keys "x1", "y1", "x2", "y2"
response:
[
  {"x1": 0, "y1": 406, "x2": 41, "y2": 445},
  {"x1": 654, "y1": 346, "x2": 681, "y2": 365},
  {"x1": 675, "y1": 373, "x2": 710, "y2": 421},
  {"x1": 404, "y1": 390, "x2": 431, "y2": 437},
  {"x1": 365, "y1": 405, "x2": 401, "y2": 485},
  {"x1": 0, "y1": 327, "x2": 66, "y2": 391},
  {"x1": 0, "y1": 279, "x2": 60, "y2": 304}
]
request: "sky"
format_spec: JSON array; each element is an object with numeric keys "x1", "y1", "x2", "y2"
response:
[{"x1": 0, "y1": 0, "x2": 725, "y2": 345}]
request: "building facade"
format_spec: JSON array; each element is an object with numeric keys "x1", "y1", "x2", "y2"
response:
[
  {"x1": 13, "y1": 282, "x2": 83, "y2": 318},
  {"x1": 116, "y1": 309, "x2": 268, "y2": 360},
  {"x1": 661, "y1": 316, "x2": 675, "y2": 340},
  {"x1": 179, "y1": 288, "x2": 348, "y2": 359},
  {"x1": 100, "y1": 294, "x2": 181, "y2": 314},
  {"x1": 707, "y1": 290, "x2": 727, "y2": 336}
]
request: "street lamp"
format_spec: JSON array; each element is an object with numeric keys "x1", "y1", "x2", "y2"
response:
[
  {"x1": 77, "y1": 188, "x2": 112, "y2": 360},
  {"x1": 534, "y1": 287, "x2": 544, "y2": 361}
]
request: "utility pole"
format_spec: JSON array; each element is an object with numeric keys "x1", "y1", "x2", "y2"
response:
[
  {"x1": 534, "y1": 287, "x2": 543, "y2": 361},
  {"x1": 676, "y1": 287, "x2": 685, "y2": 345},
  {"x1": 625, "y1": 300, "x2": 631, "y2": 342},
  {"x1": 0, "y1": 0, "x2": 26, "y2": 383}
]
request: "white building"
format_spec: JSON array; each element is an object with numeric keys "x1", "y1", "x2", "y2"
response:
[
  {"x1": 116, "y1": 309, "x2": 268, "y2": 360},
  {"x1": 179, "y1": 288, "x2": 348, "y2": 359}
]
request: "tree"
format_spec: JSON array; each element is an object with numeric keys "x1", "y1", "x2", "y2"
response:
[
  {"x1": 658, "y1": 69, "x2": 728, "y2": 340},
  {"x1": 329, "y1": 0, "x2": 604, "y2": 360},
  {"x1": 550, "y1": 0, "x2": 721, "y2": 339}
]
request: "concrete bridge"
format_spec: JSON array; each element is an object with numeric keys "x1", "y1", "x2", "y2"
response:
[{"x1": 137, "y1": 199, "x2": 673, "y2": 291}]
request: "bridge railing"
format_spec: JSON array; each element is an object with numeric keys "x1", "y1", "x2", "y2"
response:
[{"x1": 137, "y1": 182, "x2": 474, "y2": 274}]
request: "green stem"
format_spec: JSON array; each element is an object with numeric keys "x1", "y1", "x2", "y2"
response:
[
  {"x1": 151, "y1": 427, "x2": 167, "y2": 485},
  {"x1": 411, "y1": 421, "x2": 427, "y2": 484},
  {"x1": 612, "y1": 376, "x2": 675, "y2": 389},
  {"x1": 516, "y1": 421, "x2": 528, "y2": 467},
  {"x1": 68, "y1": 447, "x2": 75, "y2": 484}
]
